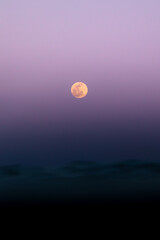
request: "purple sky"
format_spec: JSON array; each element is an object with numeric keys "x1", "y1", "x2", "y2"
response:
[{"x1": 1, "y1": 1, "x2": 160, "y2": 164}]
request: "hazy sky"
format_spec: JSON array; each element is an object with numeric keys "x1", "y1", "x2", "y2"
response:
[{"x1": 1, "y1": 0, "x2": 160, "y2": 165}]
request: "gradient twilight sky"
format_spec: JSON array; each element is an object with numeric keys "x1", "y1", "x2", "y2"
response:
[{"x1": 1, "y1": 0, "x2": 160, "y2": 166}]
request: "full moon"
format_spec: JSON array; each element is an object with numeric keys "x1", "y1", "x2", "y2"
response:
[{"x1": 71, "y1": 82, "x2": 88, "y2": 98}]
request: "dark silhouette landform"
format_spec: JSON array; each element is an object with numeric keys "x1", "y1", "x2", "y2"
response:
[{"x1": 0, "y1": 160, "x2": 160, "y2": 205}]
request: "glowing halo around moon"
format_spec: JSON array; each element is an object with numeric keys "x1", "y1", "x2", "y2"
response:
[{"x1": 71, "y1": 82, "x2": 88, "y2": 99}]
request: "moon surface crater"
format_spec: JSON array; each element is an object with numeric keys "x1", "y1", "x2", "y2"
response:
[{"x1": 71, "y1": 82, "x2": 88, "y2": 98}]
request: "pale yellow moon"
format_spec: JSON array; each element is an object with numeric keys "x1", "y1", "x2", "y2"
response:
[{"x1": 71, "y1": 82, "x2": 88, "y2": 98}]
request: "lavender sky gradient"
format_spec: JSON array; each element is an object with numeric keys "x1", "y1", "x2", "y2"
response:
[{"x1": 1, "y1": 0, "x2": 160, "y2": 165}]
